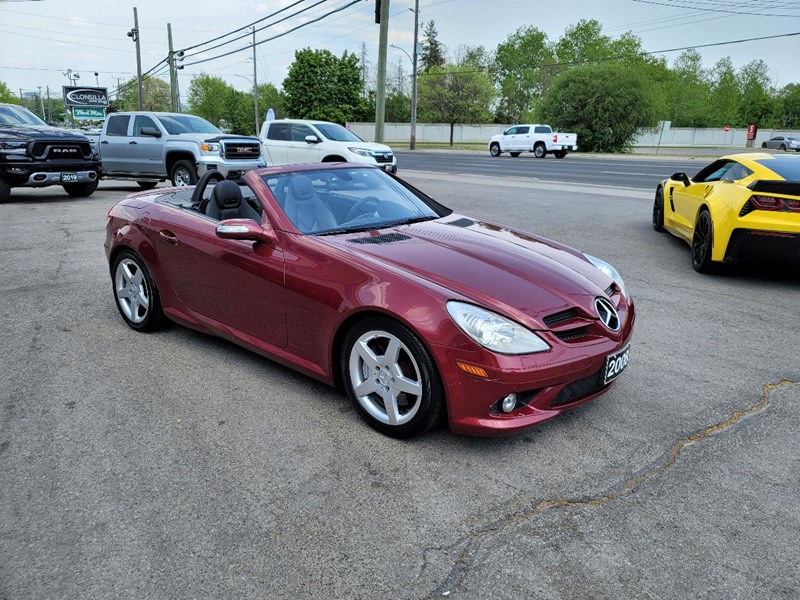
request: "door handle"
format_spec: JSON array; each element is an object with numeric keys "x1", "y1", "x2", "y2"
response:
[
  {"x1": 159, "y1": 230, "x2": 178, "y2": 245},
  {"x1": 101, "y1": 140, "x2": 109, "y2": 144},
  {"x1": 129, "y1": 141, "x2": 138, "y2": 145}
]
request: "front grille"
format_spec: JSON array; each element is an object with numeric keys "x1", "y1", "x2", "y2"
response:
[
  {"x1": 32, "y1": 142, "x2": 92, "y2": 159},
  {"x1": 554, "y1": 327, "x2": 589, "y2": 342},
  {"x1": 223, "y1": 142, "x2": 261, "y2": 160},
  {"x1": 373, "y1": 152, "x2": 393, "y2": 164},
  {"x1": 348, "y1": 233, "x2": 411, "y2": 244},
  {"x1": 543, "y1": 308, "x2": 579, "y2": 327},
  {"x1": 551, "y1": 370, "x2": 607, "y2": 408}
]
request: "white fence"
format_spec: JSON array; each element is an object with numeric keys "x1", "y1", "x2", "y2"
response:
[{"x1": 346, "y1": 121, "x2": 800, "y2": 148}]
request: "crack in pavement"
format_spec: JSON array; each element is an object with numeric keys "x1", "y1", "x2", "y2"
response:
[{"x1": 421, "y1": 379, "x2": 799, "y2": 598}]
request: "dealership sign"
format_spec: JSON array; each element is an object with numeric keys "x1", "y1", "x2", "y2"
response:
[
  {"x1": 62, "y1": 86, "x2": 109, "y2": 108},
  {"x1": 72, "y1": 107, "x2": 106, "y2": 120}
]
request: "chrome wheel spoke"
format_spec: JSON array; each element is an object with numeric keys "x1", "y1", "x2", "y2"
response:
[
  {"x1": 382, "y1": 337, "x2": 401, "y2": 366},
  {"x1": 122, "y1": 262, "x2": 136, "y2": 282},
  {"x1": 355, "y1": 340, "x2": 380, "y2": 370},
  {"x1": 393, "y1": 374, "x2": 422, "y2": 396},
  {"x1": 137, "y1": 289, "x2": 149, "y2": 309},
  {"x1": 381, "y1": 390, "x2": 401, "y2": 426},
  {"x1": 354, "y1": 378, "x2": 378, "y2": 397}
]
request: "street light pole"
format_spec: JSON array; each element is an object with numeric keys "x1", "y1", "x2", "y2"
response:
[
  {"x1": 410, "y1": 0, "x2": 419, "y2": 150},
  {"x1": 252, "y1": 27, "x2": 259, "y2": 136}
]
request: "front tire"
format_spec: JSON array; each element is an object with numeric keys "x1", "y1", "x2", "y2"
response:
[
  {"x1": 533, "y1": 143, "x2": 546, "y2": 158},
  {"x1": 112, "y1": 250, "x2": 165, "y2": 331},
  {"x1": 342, "y1": 317, "x2": 444, "y2": 438},
  {"x1": 691, "y1": 210, "x2": 715, "y2": 273},
  {"x1": 63, "y1": 180, "x2": 98, "y2": 197},
  {"x1": 170, "y1": 160, "x2": 198, "y2": 187},
  {"x1": 780, "y1": 144, "x2": 787, "y2": 151},
  {"x1": 489, "y1": 143, "x2": 501, "y2": 157},
  {"x1": 653, "y1": 187, "x2": 666, "y2": 232},
  {"x1": 0, "y1": 177, "x2": 10, "y2": 203}
]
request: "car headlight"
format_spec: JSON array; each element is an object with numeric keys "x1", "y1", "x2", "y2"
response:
[
  {"x1": 0, "y1": 139, "x2": 27, "y2": 154},
  {"x1": 585, "y1": 254, "x2": 628, "y2": 299},
  {"x1": 446, "y1": 301, "x2": 551, "y2": 355},
  {"x1": 347, "y1": 146, "x2": 373, "y2": 158},
  {"x1": 200, "y1": 142, "x2": 220, "y2": 154}
]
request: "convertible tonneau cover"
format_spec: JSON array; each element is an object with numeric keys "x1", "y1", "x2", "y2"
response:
[{"x1": 748, "y1": 180, "x2": 800, "y2": 197}]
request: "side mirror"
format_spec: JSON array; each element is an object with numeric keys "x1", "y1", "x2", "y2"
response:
[
  {"x1": 304, "y1": 134, "x2": 320, "y2": 144},
  {"x1": 216, "y1": 218, "x2": 277, "y2": 246},
  {"x1": 670, "y1": 172, "x2": 691, "y2": 186},
  {"x1": 141, "y1": 127, "x2": 162, "y2": 138}
]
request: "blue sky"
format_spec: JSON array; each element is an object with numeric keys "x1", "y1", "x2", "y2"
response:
[{"x1": 1, "y1": 0, "x2": 798, "y2": 98}]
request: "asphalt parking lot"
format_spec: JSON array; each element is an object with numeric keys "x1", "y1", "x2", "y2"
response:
[{"x1": 1, "y1": 172, "x2": 799, "y2": 599}]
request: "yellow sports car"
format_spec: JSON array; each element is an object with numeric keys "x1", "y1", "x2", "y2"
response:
[{"x1": 653, "y1": 153, "x2": 800, "y2": 272}]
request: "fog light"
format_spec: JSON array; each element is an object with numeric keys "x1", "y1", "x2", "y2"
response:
[
  {"x1": 8, "y1": 167, "x2": 28, "y2": 175},
  {"x1": 501, "y1": 393, "x2": 517, "y2": 413}
]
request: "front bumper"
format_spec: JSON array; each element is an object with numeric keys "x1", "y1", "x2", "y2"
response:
[
  {"x1": 1, "y1": 158, "x2": 101, "y2": 187},
  {"x1": 434, "y1": 300, "x2": 635, "y2": 436},
  {"x1": 197, "y1": 157, "x2": 266, "y2": 179}
]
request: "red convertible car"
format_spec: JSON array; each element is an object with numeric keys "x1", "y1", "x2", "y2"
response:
[{"x1": 105, "y1": 164, "x2": 635, "y2": 437}]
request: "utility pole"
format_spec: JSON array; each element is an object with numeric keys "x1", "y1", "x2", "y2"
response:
[
  {"x1": 410, "y1": 0, "x2": 419, "y2": 150},
  {"x1": 46, "y1": 85, "x2": 51, "y2": 123},
  {"x1": 128, "y1": 7, "x2": 143, "y2": 110},
  {"x1": 167, "y1": 23, "x2": 178, "y2": 112},
  {"x1": 115, "y1": 77, "x2": 123, "y2": 101},
  {"x1": 374, "y1": 0, "x2": 390, "y2": 143},
  {"x1": 252, "y1": 27, "x2": 259, "y2": 136}
]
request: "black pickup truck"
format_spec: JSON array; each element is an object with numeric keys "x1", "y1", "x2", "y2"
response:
[{"x1": 0, "y1": 103, "x2": 102, "y2": 203}]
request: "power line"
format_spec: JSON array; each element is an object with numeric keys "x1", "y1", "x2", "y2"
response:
[
  {"x1": 632, "y1": 0, "x2": 800, "y2": 17},
  {"x1": 0, "y1": 25, "x2": 163, "y2": 57},
  {"x1": 182, "y1": 0, "x2": 364, "y2": 68}
]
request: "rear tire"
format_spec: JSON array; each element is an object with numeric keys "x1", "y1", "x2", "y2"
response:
[
  {"x1": 0, "y1": 177, "x2": 10, "y2": 203},
  {"x1": 342, "y1": 317, "x2": 443, "y2": 438},
  {"x1": 170, "y1": 160, "x2": 197, "y2": 187},
  {"x1": 533, "y1": 143, "x2": 546, "y2": 158},
  {"x1": 63, "y1": 180, "x2": 98, "y2": 197},
  {"x1": 510, "y1": 152, "x2": 521, "y2": 157},
  {"x1": 653, "y1": 187, "x2": 666, "y2": 232},
  {"x1": 489, "y1": 143, "x2": 501, "y2": 157},
  {"x1": 780, "y1": 144, "x2": 787, "y2": 151},
  {"x1": 137, "y1": 181, "x2": 158, "y2": 190},
  {"x1": 111, "y1": 250, "x2": 165, "y2": 331},
  {"x1": 691, "y1": 210, "x2": 715, "y2": 273}
]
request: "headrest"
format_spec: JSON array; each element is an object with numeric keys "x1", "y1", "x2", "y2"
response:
[
  {"x1": 288, "y1": 175, "x2": 315, "y2": 201},
  {"x1": 213, "y1": 180, "x2": 243, "y2": 209}
]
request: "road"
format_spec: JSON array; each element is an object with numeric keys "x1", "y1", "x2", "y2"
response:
[
  {"x1": 395, "y1": 150, "x2": 706, "y2": 190},
  {"x1": 1, "y1": 176, "x2": 799, "y2": 599}
]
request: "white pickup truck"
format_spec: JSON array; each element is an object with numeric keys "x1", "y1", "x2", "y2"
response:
[{"x1": 488, "y1": 124, "x2": 578, "y2": 159}]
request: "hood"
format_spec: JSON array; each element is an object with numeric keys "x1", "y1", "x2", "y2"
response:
[
  {"x1": 0, "y1": 124, "x2": 91, "y2": 142},
  {"x1": 324, "y1": 216, "x2": 614, "y2": 329},
  {"x1": 172, "y1": 133, "x2": 261, "y2": 144}
]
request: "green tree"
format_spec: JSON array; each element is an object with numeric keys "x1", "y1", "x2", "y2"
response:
[
  {"x1": 708, "y1": 57, "x2": 740, "y2": 126},
  {"x1": 118, "y1": 76, "x2": 171, "y2": 112},
  {"x1": 774, "y1": 83, "x2": 800, "y2": 129},
  {"x1": 283, "y1": 48, "x2": 362, "y2": 123},
  {"x1": 666, "y1": 49, "x2": 711, "y2": 126},
  {"x1": 540, "y1": 62, "x2": 659, "y2": 152},
  {"x1": 0, "y1": 81, "x2": 18, "y2": 104},
  {"x1": 187, "y1": 73, "x2": 230, "y2": 126},
  {"x1": 494, "y1": 26, "x2": 553, "y2": 123},
  {"x1": 738, "y1": 59, "x2": 773, "y2": 126},
  {"x1": 420, "y1": 20, "x2": 446, "y2": 73},
  {"x1": 418, "y1": 55, "x2": 495, "y2": 145}
]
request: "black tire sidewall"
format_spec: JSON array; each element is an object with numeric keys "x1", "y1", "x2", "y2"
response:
[
  {"x1": 490, "y1": 144, "x2": 500, "y2": 157},
  {"x1": 653, "y1": 187, "x2": 665, "y2": 231},
  {"x1": 111, "y1": 250, "x2": 165, "y2": 331},
  {"x1": 0, "y1": 177, "x2": 10, "y2": 203},
  {"x1": 534, "y1": 144, "x2": 546, "y2": 158},
  {"x1": 341, "y1": 317, "x2": 444, "y2": 438},
  {"x1": 137, "y1": 181, "x2": 158, "y2": 190},
  {"x1": 692, "y1": 210, "x2": 714, "y2": 273},
  {"x1": 63, "y1": 180, "x2": 98, "y2": 197},
  {"x1": 170, "y1": 160, "x2": 198, "y2": 187}
]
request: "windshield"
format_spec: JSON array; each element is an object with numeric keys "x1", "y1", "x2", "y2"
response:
[
  {"x1": 314, "y1": 123, "x2": 362, "y2": 142},
  {"x1": 0, "y1": 105, "x2": 48, "y2": 126},
  {"x1": 263, "y1": 167, "x2": 443, "y2": 235},
  {"x1": 158, "y1": 114, "x2": 221, "y2": 135}
]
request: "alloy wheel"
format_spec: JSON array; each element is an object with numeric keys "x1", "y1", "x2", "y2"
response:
[
  {"x1": 114, "y1": 258, "x2": 150, "y2": 324},
  {"x1": 692, "y1": 211, "x2": 712, "y2": 270},
  {"x1": 348, "y1": 330, "x2": 423, "y2": 426},
  {"x1": 173, "y1": 168, "x2": 191, "y2": 187}
]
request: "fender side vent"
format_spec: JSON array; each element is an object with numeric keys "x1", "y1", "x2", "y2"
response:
[
  {"x1": 348, "y1": 233, "x2": 412, "y2": 244},
  {"x1": 554, "y1": 327, "x2": 589, "y2": 342},
  {"x1": 543, "y1": 308, "x2": 579, "y2": 327},
  {"x1": 445, "y1": 218, "x2": 475, "y2": 228}
]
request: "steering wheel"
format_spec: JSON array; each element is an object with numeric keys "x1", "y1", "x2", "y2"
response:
[
  {"x1": 191, "y1": 170, "x2": 226, "y2": 206},
  {"x1": 345, "y1": 196, "x2": 380, "y2": 222}
]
